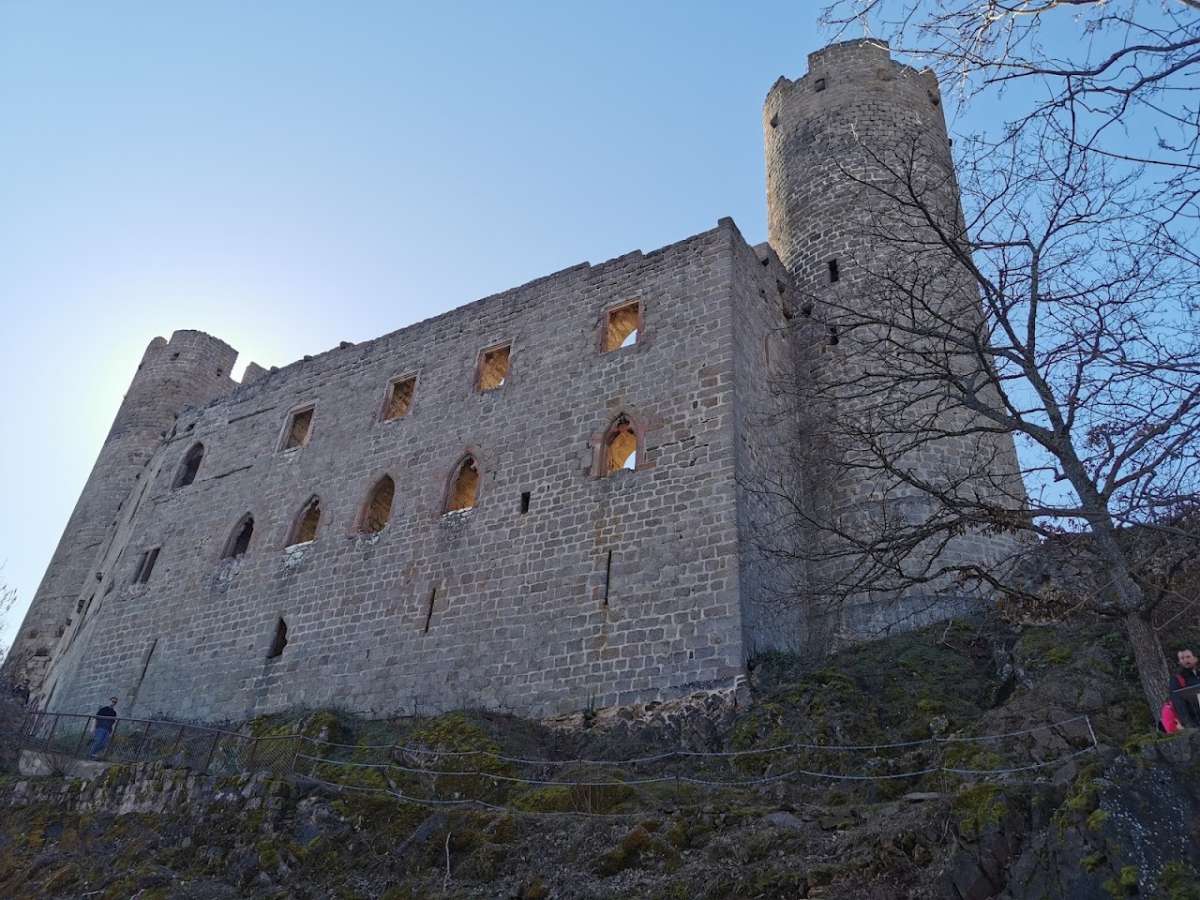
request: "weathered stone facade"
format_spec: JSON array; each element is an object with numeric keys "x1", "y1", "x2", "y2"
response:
[{"x1": 7, "y1": 40, "x2": 1026, "y2": 721}]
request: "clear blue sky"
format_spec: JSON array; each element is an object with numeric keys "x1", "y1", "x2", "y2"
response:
[{"x1": 0, "y1": 2, "x2": 1057, "y2": 648}]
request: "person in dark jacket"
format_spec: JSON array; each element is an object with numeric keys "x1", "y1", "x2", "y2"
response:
[
  {"x1": 87, "y1": 696, "x2": 118, "y2": 759},
  {"x1": 1169, "y1": 650, "x2": 1200, "y2": 729}
]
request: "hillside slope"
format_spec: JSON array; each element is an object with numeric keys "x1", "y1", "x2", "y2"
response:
[{"x1": 2, "y1": 616, "x2": 1199, "y2": 899}]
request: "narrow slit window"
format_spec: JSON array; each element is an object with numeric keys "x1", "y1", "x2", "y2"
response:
[
  {"x1": 281, "y1": 407, "x2": 314, "y2": 450},
  {"x1": 827, "y1": 259, "x2": 840, "y2": 283},
  {"x1": 423, "y1": 587, "x2": 437, "y2": 633},
  {"x1": 603, "y1": 550, "x2": 613, "y2": 607},
  {"x1": 288, "y1": 497, "x2": 321, "y2": 546},
  {"x1": 520, "y1": 491, "x2": 531, "y2": 514},
  {"x1": 225, "y1": 515, "x2": 254, "y2": 559},
  {"x1": 361, "y1": 476, "x2": 395, "y2": 534},
  {"x1": 267, "y1": 618, "x2": 288, "y2": 658},
  {"x1": 134, "y1": 547, "x2": 160, "y2": 584},
  {"x1": 446, "y1": 457, "x2": 479, "y2": 512},
  {"x1": 173, "y1": 443, "x2": 204, "y2": 488},
  {"x1": 605, "y1": 416, "x2": 638, "y2": 473},
  {"x1": 603, "y1": 301, "x2": 640, "y2": 351},
  {"x1": 382, "y1": 376, "x2": 415, "y2": 421},
  {"x1": 477, "y1": 344, "x2": 511, "y2": 391}
]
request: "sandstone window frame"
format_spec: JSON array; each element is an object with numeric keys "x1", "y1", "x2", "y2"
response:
[
  {"x1": 379, "y1": 373, "x2": 418, "y2": 422},
  {"x1": 286, "y1": 495, "x2": 322, "y2": 547},
  {"x1": 594, "y1": 412, "x2": 645, "y2": 476},
  {"x1": 600, "y1": 300, "x2": 643, "y2": 353},
  {"x1": 223, "y1": 513, "x2": 255, "y2": 559},
  {"x1": 443, "y1": 453, "x2": 482, "y2": 514},
  {"x1": 475, "y1": 342, "x2": 512, "y2": 392},
  {"x1": 357, "y1": 474, "x2": 396, "y2": 534},
  {"x1": 172, "y1": 442, "x2": 205, "y2": 489},
  {"x1": 278, "y1": 403, "x2": 316, "y2": 452}
]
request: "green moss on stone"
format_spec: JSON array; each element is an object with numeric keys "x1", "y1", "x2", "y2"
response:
[{"x1": 952, "y1": 783, "x2": 1006, "y2": 840}]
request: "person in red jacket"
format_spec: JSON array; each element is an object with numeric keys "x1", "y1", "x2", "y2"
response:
[{"x1": 1169, "y1": 649, "x2": 1200, "y2": 729}]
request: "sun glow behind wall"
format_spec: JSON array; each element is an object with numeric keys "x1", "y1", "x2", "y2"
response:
[{"x1": 0, "y1": 1, "x2": 1104, "y2": 654}]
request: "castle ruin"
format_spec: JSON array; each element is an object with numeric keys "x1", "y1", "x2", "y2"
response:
[{"x1": 6, "y1": 41, "x2": 1025, "y2": 721}]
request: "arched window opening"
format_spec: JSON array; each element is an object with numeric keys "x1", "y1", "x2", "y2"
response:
[
  {"x1": 446, "y1": 457, "x2": 479, "y2": 512},
  {"x1": 225, "y1": 515, "x2": 254, "y2": 559},
  {"x1": 267, "y1": 618, "x2": 288, "y2": 659},
  {"x1": 288, "y1": 497, "x2": 321, "y2": 546},
  {"x1": 603, "y1": 301, "x2": 640, "y2": 351},
  {"x1": 173, "y1": 443, "x2": 204, "y2": 489},
  {"x1": 361, "y1": 476, "x2": 395, "y2": 534},
  {"x1": 605, "y1": 416, "x2": 638, "y2": 473}
]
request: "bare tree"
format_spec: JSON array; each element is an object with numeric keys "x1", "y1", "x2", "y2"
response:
[
  {"x1": 755, "y1": 2, "x2": 1200, "y2": 717},
  {"x1": 0, "y1": 570, "x2": 17, "y2": 670}
]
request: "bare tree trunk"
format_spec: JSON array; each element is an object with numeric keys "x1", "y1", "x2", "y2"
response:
[{"x1": 1124, "y1": 611, "x2": 1170, "y2": 722}]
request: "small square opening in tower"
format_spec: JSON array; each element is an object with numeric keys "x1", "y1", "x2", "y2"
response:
[
  {"x1": 603, "y1": 301, "x2": 640, "y2": 352},
  {"x1": 281, "y1": 407, "x2": 314, "y2": 450},
  {"x1": 814, "y1": 77, "x2": 827, "y2": 92},
  {"x1": 477, "y1": 344, "x2": 511, "y2": 391},
  {"x1": 382, "y1": 376, "x2": 416, "y2": 421}
]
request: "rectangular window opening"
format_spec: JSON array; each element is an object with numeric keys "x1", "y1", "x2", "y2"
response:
[
  {"x1": 478, "y1": 344, "x2": 511, "y2": 391},
  {"x1": 520, "y1": 491, "x2": 531, "y2": 514},
  {"x1": 382, "y1": 376, "x2": 416, "y2": 421},
  {"x1": 603, "y1": 301, "x2": 640, "y2": 352},
  {"x1": 134, "y1": 547, "x2": 160, "y2": 584},
  {"x1": 814, "y1": 76, "x2": 827, "y2": 92},
  {"x1": 827, "y1": 259, "x2": 840, "y2": 283},
  {"x1": 267, "y1": 618, "x2": 288, "y2": 659},
  {"x1": 282, "y1": 407, "x2": 314, "y2": 450}
]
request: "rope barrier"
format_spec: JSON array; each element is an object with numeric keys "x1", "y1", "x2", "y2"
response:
[
  {"x1": 296, "y1": 736, "x2": 1096, "y2": 787},
  {"x1": 301, "y1": 714, "x2": 1093, "y2": 764},
  {"x1": 295, "y1": 773, "x2": 646, "y2": 819},
  {"x1": 940, "y1": 745, "x2": 1098, "y2": 776}
]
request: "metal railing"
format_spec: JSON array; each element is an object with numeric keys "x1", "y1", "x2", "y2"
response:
[
  {"x1": 6, "y1": 709, "x2": 1102, "y2": 818},
  {"x1": 13, "y1": 710, "x2": 300, "y2": 775}
]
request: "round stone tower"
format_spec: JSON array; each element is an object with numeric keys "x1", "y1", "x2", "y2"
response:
[
  {"x1": 764, "y1": 40, "x2": 1026, "y2": 635},
  {"x1": 4, "y1": 330, "x2": 238, "y2": 695},
  {"x1": 764, "y1": 39, "x2": 953, "y2": 284}
]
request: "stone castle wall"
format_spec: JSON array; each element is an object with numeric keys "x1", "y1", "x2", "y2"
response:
[
  {"x1": 37, "y1": 222, "x2": 755, "y2": 721},
  {"x1": 7, "y1": 40, "x2": 1034, "y2": 720}
]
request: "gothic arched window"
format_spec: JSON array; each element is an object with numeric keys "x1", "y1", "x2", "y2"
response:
[
  {"x1": 445, "y1": 456, "x2": 479, "y2": 512},
  {"x1": 224, "y1": 514, "x2": 254, "y2": 559},
  {"x1": 287, "y1": 496, "x2": 321, "y2": 546},
  {"x1": 173, "y1": 443, "x2": 204, "y2": 489},
  {"x1": 603, "y1": 415, "x2": 638, "y2": 473},
  {"x1": 360, "y1": 476, "x2": 395, "y2": 534}
]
